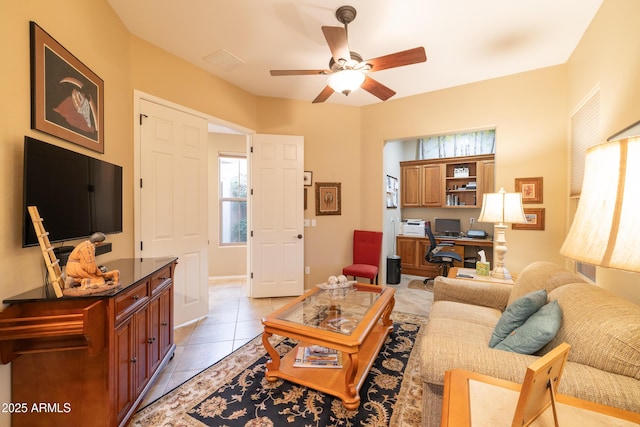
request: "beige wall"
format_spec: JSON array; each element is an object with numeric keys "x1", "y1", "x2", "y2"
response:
[
  {"x1": 565, "y1": 0, "x2": 640, "y2": 302},
  {"x1": 1, "y1": 0, "x2": 639, "y2": 421},
  {"x1": 129, "y1": 36, "x2": 258, "y2": 130},
  {"x1": 1, "y1": 1, "x2": 133, "y2": 296},
  {"x1": 362, "y1": 66, "x2": 569, "y2": 276},
  {"x1": 0, "y1": 0, "x2": 135, "y2": 420}
]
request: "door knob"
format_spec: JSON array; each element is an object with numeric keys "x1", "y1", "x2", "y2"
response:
[{"x1": 296, "y1": 234, "x2": 303, "y2": 239}]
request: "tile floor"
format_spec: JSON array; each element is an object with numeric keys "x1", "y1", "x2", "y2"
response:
[{"x1": 140, "y1": 274, "x2": 432, "y2": 407}]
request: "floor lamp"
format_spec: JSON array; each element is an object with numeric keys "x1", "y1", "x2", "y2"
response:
[
  {"x1": 478, "y1": 188, "x2": 527, "y2": 280},
  {"x1": 561, "y1": 132, "x2": 640, "y2": 273}
]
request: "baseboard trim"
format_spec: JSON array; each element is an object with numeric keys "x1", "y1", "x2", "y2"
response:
[{"x1": 209, "y1": 275, "x2": 247, "y2": 283}]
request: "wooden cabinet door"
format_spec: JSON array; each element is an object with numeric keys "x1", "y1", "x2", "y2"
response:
[
  {"x1": 115, "y1": 318, "x2": 134, "y2": 423},
  {"x1": 396, "y1": 237, "x2": 418, "y2": 268},
  {"x1": 417, "y1": 240, "x2": 441, "y2": 277},
  {"x1": 418, "y1": 240, "x2": 430, "y2": 267},
  {"x1": 401, "y1": 165, "x2": 421, "y2": 207},
  {"x1": 148, "y1": 285, "x2": 174, "y2": 373},
  {"x1": 421, "y1": 164, "x2": 443, "y2": 206},
  {"x1": 133, "y1": 306, "x2": 151, "y2": 397},
  {"x1": 479, "y1": 160, "x2": 495, "y2": 207},
  {"x1": 148, "y1": 295, "x2": 162, "y2": 373},
  {"x1": 159, "y1": 286, "x2": 173, "y2": 359}
]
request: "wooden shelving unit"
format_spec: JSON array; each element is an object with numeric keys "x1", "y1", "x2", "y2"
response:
[
  {"x1": 400, "y1": 154, "x2": 494, "y2": 209},
  {"x1": 444, "y1": 161, "x2": 478, "y2": 207}
]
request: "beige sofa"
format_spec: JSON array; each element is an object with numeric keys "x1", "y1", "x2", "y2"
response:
[{"x1": 419, "y1": 261, "x2": 640, "y2": 426}]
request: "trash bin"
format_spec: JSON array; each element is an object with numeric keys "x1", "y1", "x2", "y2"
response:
[{"x1": 386, "y1": 255, "x2": 401, "y2": 284}]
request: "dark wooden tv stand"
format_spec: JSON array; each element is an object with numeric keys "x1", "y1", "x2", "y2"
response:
[{"x1": 0, "y1": 257, "x2": 178, "y2": 427}]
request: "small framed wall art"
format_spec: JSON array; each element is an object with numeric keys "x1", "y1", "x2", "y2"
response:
[
  {"x1": 386, "y1": 175, "x2": 398, "y2": 208},
  {"x1": 515, "y1": 177, "x2": 543, "y2": 204},
  {"x1": 315, "y1": 182, "x2": 341, "y2": 216},
  {"x1": 513, "y1": 208, "x2": 545, "y2": 230},
  {"x1": 30, "y1": 22, "x2": 105, "y2": 153},
  {"x1": 304, "y1": 171, "x2": 313, "y2": 186}
]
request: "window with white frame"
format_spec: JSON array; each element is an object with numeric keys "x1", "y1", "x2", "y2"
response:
[
  {"x1": 569, "y1": 87, "x2": 600, "y2": 281},
  {"x1": 219, "y1": 155, "x2": 247, "y2": 245},
  {"x1": 419, "y1": 128, "x2": 496, "y2": 159}
]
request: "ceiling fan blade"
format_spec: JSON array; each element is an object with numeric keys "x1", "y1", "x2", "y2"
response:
[
  {"x1": 361, "y1": 76, "x2": 396, "y2": 101},
  {"x1": 312, "y1": 86, "x2": 335, "y2": 103},
  {"x1": 321, "y1": 26, "x2": 350, "y2": 63},
  {"x1": 365, "y1": 47, "x2": 427, "y2": 72},
  {"x1": 270, "y1": 69, "x2": 329, "y2": 76}
]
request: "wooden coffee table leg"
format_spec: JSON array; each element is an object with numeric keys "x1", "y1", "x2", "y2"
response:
[
  {"x1": 342, "y1": 352, "x2": 361, "y2": 409},
  {"x1": 382, "y1": 296, "x2": 395, "y2": 326},
  {"x1": 262, "y1": 331, "x2": 280, "y2": 381}
]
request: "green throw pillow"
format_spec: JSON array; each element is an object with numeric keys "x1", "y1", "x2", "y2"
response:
[
  {"x1": 489, "y1": 290, "x2": 547, "y2": 348},
  {"x1": 494, "y1": 300, "x2": 562, "y2": 354}
]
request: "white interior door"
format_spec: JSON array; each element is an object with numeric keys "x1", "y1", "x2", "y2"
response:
[
  {"x1": 139, "y1": 99, "x2": 208, "y2": 326},
  {"x1": 250, "y1": 134, "x2": 304, "y2": 298}
]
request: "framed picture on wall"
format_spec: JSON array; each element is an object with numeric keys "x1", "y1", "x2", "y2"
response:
[
  {"x1": 515, "y1": 177, "x2": 543, "y2": 204},
  {"x1": 513, "y1": 208, "x2": 545, "y2": 230},
  {"x1": 30, "y1": 22, "x2": 105, "y2": 153},
  {"x1": 386, "y1": 175, "x2": 398, "y2": 208},
  {"x1": 315, "y1": 182, "x2": 341, "y2": 215},
  {"x1": 304, "y1": 171, "x2": 313, "y2": 186}
]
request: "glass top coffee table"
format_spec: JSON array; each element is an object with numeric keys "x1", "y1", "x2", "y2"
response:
[{"x1": 261, "y1": 283, "x2": 395, "y2": 409}]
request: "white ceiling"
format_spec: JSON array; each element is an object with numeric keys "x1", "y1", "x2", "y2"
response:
[{"x1": 107, "y1": 0, "x2": 603, "y2": 107}]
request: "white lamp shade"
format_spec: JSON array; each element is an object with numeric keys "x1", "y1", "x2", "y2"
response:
[
  {"x1": 560, "y1": 136, "x2": 640, "y2": 272},
  {"x1": 478, "y1": 188, "x2": 527, "y2": 225},
  {"x1": 327, "y1": 70, "x2": 365, "y2": 94}
]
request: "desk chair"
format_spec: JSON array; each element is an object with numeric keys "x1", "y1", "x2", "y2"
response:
[
  {"x1": 342, "y1": 230, "x2": 383, "y2": 284},
  {"x1": 424, "y1": 226, "x2": 462, "y2": 284}
]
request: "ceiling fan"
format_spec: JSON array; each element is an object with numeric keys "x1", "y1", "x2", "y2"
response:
[{"x1": 270, "y1": 5, "x2": 427, "y2": 103}]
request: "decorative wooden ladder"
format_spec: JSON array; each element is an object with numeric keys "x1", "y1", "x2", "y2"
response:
[{"x1": 27, "y1": 206, "x2": 64, "y2": 297}]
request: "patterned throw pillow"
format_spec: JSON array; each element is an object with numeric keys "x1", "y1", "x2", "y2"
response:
[
  {"x1": 489, "y1": 289, "x2": 547, "y2": 347},
  {"x1": 494, "y1": 300, "x2": 562, "y2": 354}
]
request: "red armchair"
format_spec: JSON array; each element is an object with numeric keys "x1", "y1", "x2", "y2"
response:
[{"x1": 342, "y1": 230, "x2": 383, "y2": 284}]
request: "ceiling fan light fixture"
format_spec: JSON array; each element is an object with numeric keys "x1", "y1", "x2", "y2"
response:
[
  {"x1": 269, "y1": 5, "x2": 426, "y2": 103},
  {"x1": 327, "y1": 69, "x2": 365, "y2": 95}
]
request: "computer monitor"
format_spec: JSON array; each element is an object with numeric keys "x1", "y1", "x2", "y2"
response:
[{"x1": 434, "y1": 218, "x2": 461, "y2": 237}]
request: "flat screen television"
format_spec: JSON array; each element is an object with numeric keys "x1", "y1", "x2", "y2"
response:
[{"x1": 22, "y1": 136, "x2": 123, "y2": 247}]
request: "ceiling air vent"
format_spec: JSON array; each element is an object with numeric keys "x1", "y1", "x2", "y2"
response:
[{"x1": 203, "y1": 49, "x2": 245, "y2": 71}]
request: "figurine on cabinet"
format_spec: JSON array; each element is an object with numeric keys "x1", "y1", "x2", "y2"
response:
[{"x1": 64, "y1": 232, "x2": 119, "y2": 295}]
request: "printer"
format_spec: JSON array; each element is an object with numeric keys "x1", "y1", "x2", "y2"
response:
[{"x1": 402, "y1": 219, "x2": 426, "y2": 237}]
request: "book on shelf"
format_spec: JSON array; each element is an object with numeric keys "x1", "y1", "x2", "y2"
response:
[{"x1": 293, "y1": 345, "x2": 342, "y2": 368}]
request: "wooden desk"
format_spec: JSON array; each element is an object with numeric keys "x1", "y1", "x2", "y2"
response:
[
  {"x1": 396, "y1": 235, "x2": 493, "y2": 277},
  {"x1": 442, "y1": 369, "x2": 640, "y2": 426},
  {"x1": 436, "y1": 237, "x2": 493, "y2": 248}
]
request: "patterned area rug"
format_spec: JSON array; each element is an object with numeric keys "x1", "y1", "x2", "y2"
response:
[{"x1": 130, "y1": 312, "x2": 426, "y2": 427}]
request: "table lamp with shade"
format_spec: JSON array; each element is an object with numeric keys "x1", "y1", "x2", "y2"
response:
[
  {"x1": 478, "y1": 188, "x2": 528, "y2": 280},
  {"x1": 560, "y1": 130, "x2": 640, "y2": 273}
]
